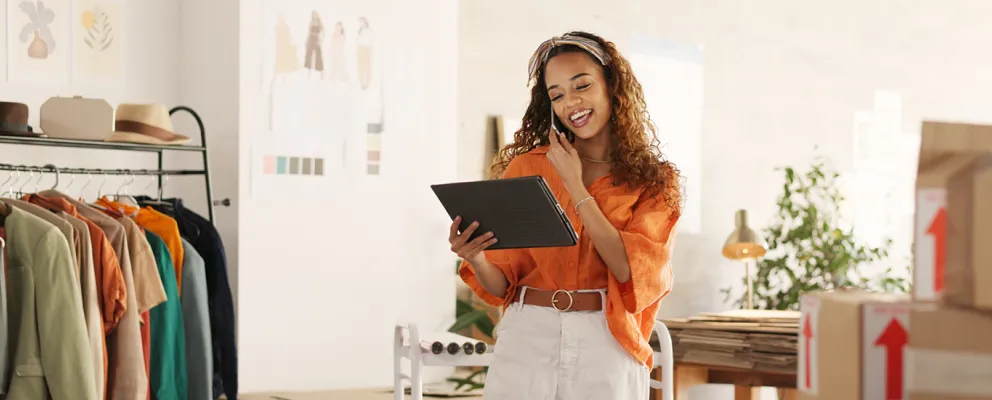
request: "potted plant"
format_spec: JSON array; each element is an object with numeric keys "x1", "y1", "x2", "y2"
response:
[
  {"x1": 446, "y1": 259, "x2": 498, "y2": 391},
  {"x1": 722, "y1": 158, "x2": 911, "y2": 311}
]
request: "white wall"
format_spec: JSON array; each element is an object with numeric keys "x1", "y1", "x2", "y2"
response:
[
  {"x1": 177, "y1": 0, "x2": 241, "y2": 302},
  {"x1": 458, "y1": 0, "x2": 992, "y2": 398},
  {"x1": 236, "y1": 0, "x2": 460, "y2": 392}
]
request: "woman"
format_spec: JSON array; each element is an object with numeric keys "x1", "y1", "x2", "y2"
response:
[{"x1": 450, "y1": 31, "x2": 681, "y2": 399}]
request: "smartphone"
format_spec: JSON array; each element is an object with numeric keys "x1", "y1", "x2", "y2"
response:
[{"x1": 550, "y1": 106, "x2": 576, "y2": 142}]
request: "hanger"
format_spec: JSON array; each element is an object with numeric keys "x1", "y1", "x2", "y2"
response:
[
  {"x1": 17, "y1": 168, "x2": 35, "y2": 197},
  {"x1": 0, "y1": 170, "x2": 13, "y2": 199},
  {"x1": 5, "y1": 168, "x2": 24, "y2": 198},
  {"x1": 29, "y1": 167, "x2": 45, "y2": 194},
  {"x1": 140, "y1": 173, "x2": 173, "y2": 207},
  {"x1": 78, "y1": 171, "x2": 93, "y2": 200},
  {"x1": 96, "y1": 172, "x2": 110, "y2": 200},
  {"x1": 62, "y1": 170, "x2": 75, "y2": 195},
  {"x1": 113, "y1": 169, "x2": 140, "y2": 207}
]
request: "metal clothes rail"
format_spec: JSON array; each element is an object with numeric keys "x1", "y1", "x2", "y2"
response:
[{"x1": 0, "y1": 106, "x2": 219, "y2": 223}]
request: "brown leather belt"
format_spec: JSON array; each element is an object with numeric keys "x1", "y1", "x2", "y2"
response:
[{"x1": 513, "y1": 288, "x2": 603, "y2": 312}]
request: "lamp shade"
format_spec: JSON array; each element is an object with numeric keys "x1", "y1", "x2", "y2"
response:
[{"x1": 722, "y1": 209, "x2": 767, "y2": 260}]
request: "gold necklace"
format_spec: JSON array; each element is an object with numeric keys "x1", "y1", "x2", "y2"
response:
[{"x1": 580, "y1": 155, "x2": 611, "y2": 163}]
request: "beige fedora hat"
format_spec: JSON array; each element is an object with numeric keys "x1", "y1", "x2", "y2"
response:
[{"x1": 105, "y1": 103, "x2": 191, "y2": 145}]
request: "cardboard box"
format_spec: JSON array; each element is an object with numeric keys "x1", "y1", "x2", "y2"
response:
[
  {"x1": 907, "y1": 305, "x2": 992, "y2": 399},
  {"x1": 797, "y1": 290, "x2": 912, "y2": 400},
  {"x1": 914, "y1": 121, "x2": 992, "y2": 307}
]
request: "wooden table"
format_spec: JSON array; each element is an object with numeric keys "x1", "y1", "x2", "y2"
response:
[{"x1": 650, "y1": 363, "x2": 798, "y2": 400}]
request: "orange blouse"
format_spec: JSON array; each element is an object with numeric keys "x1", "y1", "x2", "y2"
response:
[
  {"x1": 459, "y1": 145, "x2": 679, "y2": 368},
  {"x1": 96, "y1": 198, "x2": 185, "y2": 293}
]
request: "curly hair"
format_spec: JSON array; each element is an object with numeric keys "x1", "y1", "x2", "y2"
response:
[{"x1": 490, "y1": 31, "x2": 682, "y2": 217}]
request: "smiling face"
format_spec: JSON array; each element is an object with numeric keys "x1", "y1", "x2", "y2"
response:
[{"x1": 543, "y1": 51, "x2": 612, "y2": 140}]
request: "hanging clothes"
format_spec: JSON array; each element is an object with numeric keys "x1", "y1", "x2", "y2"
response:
[
  {"x1": 2, "y1": 199, "x2": 99, "y2": 396},
  {"x1": 0, "y1": 204, "x2": 9, "y2": 395},
  {"x1": 142, "y1": 311, "x2": 152, "y2": 400},
  {"x1": 4, "y1": 199, "x2": 79, "y2": 282},
  {"x1": 180, "y1": 238, "x2": 213, "y2": 400},
  {"x1": 113, "y1": 216, "x2": 168, "y2": 313},
  {"x1": 97, "y1": 198, "x2": 185, "y2": 293},
  {"x1": 2, "y1": 205, "x2": 98, "y2": 399},
  {"x1": 95, "y1": 206, "x2": 169, "y2": 400},
  {"x1": 56, "y1": 210, "x2": 104, "y2": 391},
  {"x1": 137, "y1": 196, "x2": 238, "y2": 400},
  {"x1": 41, "y1": 191, "x2": 148, "y2": 400},
  {"x1": 24, "y1": 194, "x2": 127, "y2": 398},
  {"x1": 145, "y1": 230, "x2": 188, "y2": 400}
]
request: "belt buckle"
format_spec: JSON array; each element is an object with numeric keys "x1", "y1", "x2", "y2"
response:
[{"x1": 551, "y1": 289, "x2": 574, "y2": 312}]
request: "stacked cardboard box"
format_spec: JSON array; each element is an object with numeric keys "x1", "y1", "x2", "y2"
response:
[
  {"x1": 797, "y1": 121, "x2": 992, "y2": 400},
  {"x1": 659, "y1": 310, "x2": 800, "y2": 373}
]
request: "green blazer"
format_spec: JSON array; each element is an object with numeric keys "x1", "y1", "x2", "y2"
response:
[{"x1": 4, "y1": 207, "x2": 97, "y2": 399}]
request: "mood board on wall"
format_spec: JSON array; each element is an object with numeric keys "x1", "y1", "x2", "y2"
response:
[
  {"x1": 5, "y1": 0, "x2": 124, "y2": 84},
  {"x1": 250, "y1": 0, "x2": 388, "y2": 199}
]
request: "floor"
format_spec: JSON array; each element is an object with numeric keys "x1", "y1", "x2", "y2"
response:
[
  {"x1": 240, "y1": 389, "x2": 395, "y2": 400},
  {"x1": 241, "y1": 388, "x2": 483, "y2": 400}
]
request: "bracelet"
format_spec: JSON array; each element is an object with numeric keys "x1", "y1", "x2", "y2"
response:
[{"x1": 574, "y1": 196, "x2": 595, "y2": 211}]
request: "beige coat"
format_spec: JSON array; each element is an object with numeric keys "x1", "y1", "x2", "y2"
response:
[
  {"x1": 41, "y1": 191, "x2": 148, "y2": 400},
  {"x1": 4, "y1": 206, "x2": 97, "y2": 399}
]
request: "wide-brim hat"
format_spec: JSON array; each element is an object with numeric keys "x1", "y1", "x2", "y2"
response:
[
  {"x1": 105, "y1": 103, "x2": 191, "y2": 145},
  {"x1": 0, "y1": 101, "x2": 45, "y2": 137}
]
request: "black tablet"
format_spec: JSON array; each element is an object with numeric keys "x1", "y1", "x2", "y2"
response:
[{"x1": 431, "y1": 175, "x2": 579, "y2": 250}]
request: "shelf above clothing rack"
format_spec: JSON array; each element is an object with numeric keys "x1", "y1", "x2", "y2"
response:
[
  {"x1": 0, "y1": 106, "x2": 219, "y2": 223},
  {"x1": 0, "y1": 135, "x2": 206, "y2": 153},
  {"x1": 0, "y1": 164, "x2": 206, "y2": 176}
]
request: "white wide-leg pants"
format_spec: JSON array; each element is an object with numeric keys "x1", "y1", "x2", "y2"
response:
[{"x1": 483, "y1": 287, "x2": 649, "y2": 400}]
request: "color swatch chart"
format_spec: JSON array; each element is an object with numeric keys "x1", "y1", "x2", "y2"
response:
[{"x1": 263, "y1": 155, "x2": 326, "y2": 176}]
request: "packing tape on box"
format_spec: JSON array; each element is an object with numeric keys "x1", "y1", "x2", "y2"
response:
[{"x1": 907, "y1": 348, "x2": 992, "y2": 396}]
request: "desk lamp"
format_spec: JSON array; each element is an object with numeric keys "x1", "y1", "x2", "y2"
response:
[{"x1": 722, "y1": 209, "x2": 768, "y2": 309}]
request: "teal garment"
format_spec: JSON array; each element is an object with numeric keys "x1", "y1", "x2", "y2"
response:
[{"x1": 146, "y1": 231, "x2": 188, "y2": 400}]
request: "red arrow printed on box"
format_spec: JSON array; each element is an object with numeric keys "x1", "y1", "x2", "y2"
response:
[
  {"x1": 873, "y1": 318, "x2": 908, "y2": 400},
  {"x1": 802, "y1": 315, "x2": 813, "y2": 389}
]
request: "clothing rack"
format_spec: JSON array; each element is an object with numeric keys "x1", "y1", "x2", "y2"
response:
[{"x1": 0, "y1": 106, "x2": 221, "y2": 223}]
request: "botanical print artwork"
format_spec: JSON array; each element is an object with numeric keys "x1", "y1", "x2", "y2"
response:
[
  {"x1": 73, "y1": 0, "x2": 123, "y2": 80},
  {"x1": 81, "y1": 6, "x2": 113, "y2": 51},
  {"x1": 6, "y1": 0, "x2": 69, "y2": 83},
  {"x1": 17, "y1": 0, "x2": 57, "y2": 59}
]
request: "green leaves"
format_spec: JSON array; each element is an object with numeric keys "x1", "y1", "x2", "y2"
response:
[
  {"x1": 723, "y1": 158, "x2": 911, "y2": 311},
  {"x1": 83, "y1": 7, "x2": 114, "y2": 51},
  {"x1": 446, "y1": 368, "x2": 487, "y2": 391},
  {"x1": 446, "y1": 276, "x2": 495, "y2": 391},
  {"x1": 449, "y1": 298, "x2": 495, "y2": 336}
]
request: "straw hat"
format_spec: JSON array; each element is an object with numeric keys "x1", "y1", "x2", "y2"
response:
[{"x1": 105, "y1": 103, "x2": 191, "y2": 145}]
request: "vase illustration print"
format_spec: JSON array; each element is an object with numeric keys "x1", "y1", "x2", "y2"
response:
[{"x1": 28, "y1": 30, "x2": 48, "y2": 58}]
